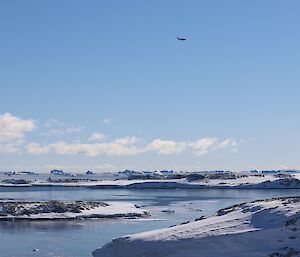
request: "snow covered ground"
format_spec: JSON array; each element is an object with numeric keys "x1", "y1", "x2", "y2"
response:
[
  {"x1": 0, "y1": 201, "x2": 149, "y2": 220},
  {"x1": 89, "y1": 177, "x2": 300, "y2": 189},
  {"x1": 2, "y1": 171, "x2": 300, "y2": 189},
  {"x1": 93, "y1": 197, "x2": 300, "y2": 257}
]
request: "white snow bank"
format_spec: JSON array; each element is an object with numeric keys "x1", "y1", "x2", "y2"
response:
[{"x1": 93, "y1": 197, "x2": 300, "y2": 257}]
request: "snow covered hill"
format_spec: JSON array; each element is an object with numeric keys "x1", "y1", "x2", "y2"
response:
[
  {"x1": 93, "y1": 197, "x2": 300, "y2": 257},
  {"x1": 238, "y1": 178, "x2": 300, "y2": 189}
]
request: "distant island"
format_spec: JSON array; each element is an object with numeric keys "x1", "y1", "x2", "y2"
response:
[
  {"x1": 1, "y1": 169, "x2": 300, "y2": 189},
  {"x1": 0, "y1": 200, "x2": 149, "y2": 220}
]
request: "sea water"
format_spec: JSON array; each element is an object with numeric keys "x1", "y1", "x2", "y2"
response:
[{"x1": 0, "y1": 187, "x2": 299, "y2": 257}]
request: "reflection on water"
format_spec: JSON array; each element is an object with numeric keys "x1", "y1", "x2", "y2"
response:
[
  {"x1": 0, "y1": 220, "x2": 84, "y2": 231},
  {"x1": 0, "y1": 188, "x2": 300, "y2": 257}
]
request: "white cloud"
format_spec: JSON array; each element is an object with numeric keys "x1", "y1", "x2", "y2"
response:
[
  {"x1": 43, "y1": 127, "x2": 83, "y2": 136},
  {"x1": 216, "y1": 138, "x2": 237, "y2": 149},
  {"x1": 24, "y1": 136, "x2": 240, "y2": 157},
  {"x1": 190, "y1": 137, "x2": 217, "y2": 156},
  {"x1": 103, "y1": 117, "x2": 111, "y2": 124},
  {"x1": 88, "y1": 132, "x2": 106, "y2": 142},
  {"x1": 26, "y1": 143, "x2": 50, "y2": 154},
  {"x1": 146, "y1": 139, "x2": 187, "y2": 154},
  {"x1": 112, "y1": 136, "x2": 140, "y2": 145},
  {"x1": 0, "y1": 114, "x2": 237, "y2": 159},
  {"x1": 0, "y1": 143, "x2": 21, "y2": 154},
  {"x1": 193, "y1": 149, "x2": 209, "y2": 157},
  {"x1": 0, "y1": 113, "x2": 36, "y2": 142},
  {"x1": 42, "y1": 118, "x2": 82, "y2": 136},
  {"x1": 48, "y1": 137, "x2": 143, "y2": 157},
  {"x1": 190, "y1": 137, "x2": 238, "y2": 156},
  {"x1": 0, "y1": 113, "x2": 35, "y2": 154},
  {"x1": 103, "y1": 142, "x2": 143, "y2": 156},
  {"x1": 0, "y1": 114, "x2": 241, "y2": 158},
  {"x1": 191, "y1": 137, "x2": 217, "y2": 150}
]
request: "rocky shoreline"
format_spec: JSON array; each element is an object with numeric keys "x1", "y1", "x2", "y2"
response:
[{"x1": 0, "y1": 200, "x2": 149, "y2": 220}]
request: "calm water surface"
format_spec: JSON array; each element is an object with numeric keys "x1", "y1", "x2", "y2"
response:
[{"x1": 0, "y1": 187, "x2": 300, "y2": 257}]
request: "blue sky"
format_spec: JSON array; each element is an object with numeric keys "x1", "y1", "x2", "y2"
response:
[{"x1": 0, "y1": 0, "x2": 300, "y2": 172}]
